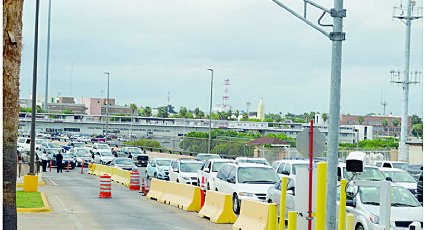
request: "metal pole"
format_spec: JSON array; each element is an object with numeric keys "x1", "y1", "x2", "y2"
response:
[
  {"x1": 207, "y1": 69, "x2": 213, "y2": 154},
  {"x1": 308, "y1": 120, "x2": 313, "y2": 230},
  {"x1": 399, "y1": 0, "x2": 412, "y2": 162},
  {"x1": 30, "y1": 0, "x2": 41, "y2": 175},
  {"x1": 44, "y1": 0, "x2": 51, "y2": 112},
  {"x1": 105, "y1": 72, "x2": 110, "y2": 137},
  {"x1": 325, "y1": 0, "x2": 344, "y2": 229}
]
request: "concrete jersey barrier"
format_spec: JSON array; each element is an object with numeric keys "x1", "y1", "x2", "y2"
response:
[
  {"x1": 198, "y1": 190, "x2": 237, "y2": 223},
  {"x1": 178, "y1": 183, "x2": 201, "y2": 212}
]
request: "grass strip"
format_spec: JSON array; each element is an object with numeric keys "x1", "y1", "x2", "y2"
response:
[{"x1": 16, "y1": 191, "x2": 44, "y2": 208}]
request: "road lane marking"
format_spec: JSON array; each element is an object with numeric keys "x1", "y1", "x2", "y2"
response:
[{"x1": 55, "y1": 196, "x2": 84, "y2": 230}]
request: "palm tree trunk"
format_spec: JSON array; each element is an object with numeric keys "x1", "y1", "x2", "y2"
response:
[{"x1": 3, "y1": 1, "x2": 24, "y2": 229}]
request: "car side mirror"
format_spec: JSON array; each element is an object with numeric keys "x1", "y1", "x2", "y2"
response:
[
  {"x1": 346, "y1": 199, "x2": 355, "y2": 207},
  {"x1": 203, "y1": 168, "x2": 209, "y2": 173},
  {"x1": 386, "y1": 177, "x2": 392, "y2": 182},
  {"x1": 227, "y1": 177, "x2": 236, "y2": 183}
]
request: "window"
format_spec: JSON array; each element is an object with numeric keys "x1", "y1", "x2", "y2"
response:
[
  {"x1": 277, "y1": 163, "x2": 286, "y2": 174},
  {"x1": 228, "y1": 166, "x2": 236, "y2": 183},
  {"x1": 217, "y1": 164, "x2": 231, "y2": 181}
]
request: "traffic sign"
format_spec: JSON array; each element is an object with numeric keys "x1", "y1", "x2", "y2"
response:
[{"x1": 296, "y1": 128, "x2": 326, "y2": 158}]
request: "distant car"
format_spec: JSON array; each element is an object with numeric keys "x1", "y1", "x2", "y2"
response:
[
  {"x1": 108, "y1": 158, "x2": 137, "y2": 171},
  {"x1": 93, "y1": 151, "x2": 115, "y2": 165},
  {"x1": 69, "y1": 148, "x2": 92, "y2": 167},
  {"x1": 169, "y1": 159, "x2": 204, "y2": 185},
  {"x1": 197, "y1": 159, "x2": 234, "y2": 190},
  {"x1": 265, "y1": 178, "x2": 295, "y2": 219},
  {"x1": 146, "y1": 158, "x2": 173, "y2": 180},
  {"x1": 374, "y1": 161, "x2": 409, "y2": 170},
  {"x1": 214, "y1": 162, "x2": 280, "y2": 214},
  {"x1": 235, "y1": 157, "x2": 271, "y2": 166},
  {"x1": 338, "y1": 163, "x2": 386, "y2": 182},
  {"x1": 62, "y1": 142, "x2": 86, "y2": 151},
  {"x1": 40, "y1": 142, "x2": 64, "y2": 152},
  {"x1": 195, "y1": 153, "x2": 221, "y2": 162},
  {"x1": 51, "y1": 153, "x2": 76, "y2": 169},
  {"x1": 379, "y1": 168, "x2": 418, "y2": 196},
  {"x1": 121, "y1": 147, "x2": 149, "y2": 166},
  {"x1": 271, "y1": 159, "x2": 309, "y2": 180},
  {"x1": 343, "y1": 184, "x2": 422, "y2": 230}
]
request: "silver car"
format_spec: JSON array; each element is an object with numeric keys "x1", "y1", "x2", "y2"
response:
[{"x1": 343, "y1": 184, "x2": 423, "y2": 230}]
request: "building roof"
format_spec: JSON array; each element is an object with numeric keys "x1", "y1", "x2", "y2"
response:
[{"x1": 246, "y1": 137, "x2": 289, "y2": 146}]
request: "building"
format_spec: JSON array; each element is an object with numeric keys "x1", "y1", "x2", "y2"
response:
[
  {"x1": 42, "y1": 103, "x2": 86, "y2": 114},
  {"x1": 29, "y1": 95, "x2": 55, "y2": 107},
  {"x1": 257, "y1": 99, "x2": 265, "y2": 121},
  {"x1": 57, "y1": 97, "x2": 75, "y2": 104},
  {"x1": 101, "y1": 105, "x2": 131, "y2": 115},
  {"x1": 340, "y1": 114, "x2": 411, "y2": 138}
]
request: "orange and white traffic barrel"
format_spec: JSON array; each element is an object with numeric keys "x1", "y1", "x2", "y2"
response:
[
  {"x1": 99, "y1": 174, "x2": 112, "y2": 198},
  {"x1": 129, "y1": 170, "x2": 140, "y2": 191}
]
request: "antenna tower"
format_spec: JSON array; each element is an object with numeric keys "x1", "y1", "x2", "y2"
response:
[
  {"x1": 390, "y1": 0, "x2": 422, "y2": 162},
  {"x1": 222, "y1": 79, "x2": 230, "y2": 111},
  {"x1": 246, "y1": 100, "x2": 251, "y2": 115},
  {"x1": 167, "y1": 91, "x2": 170, "y2": 113}
]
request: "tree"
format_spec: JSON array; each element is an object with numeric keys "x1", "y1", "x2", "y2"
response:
[
  {"x1": 303, "y1": 112, "x2": 310, "y2": 122},
  {"x1": 242, "y1": 112, "x2": 248, "y2": 121},
  {"x1": 194, "y1": 107, "x2": 200, "y2": 119},
  {"x1": 411, "y1": 122, "x2": 423, "y2": 138},
  {"x1": 322, "y1": 113, "x2": 328, "y2": 124},
  {"x1": 185, "y1": 112, "x2": 194, "y2": 119},
  {"x1": 36, "y1": 105, "x2": 44, "y2": 113},
  {"x1": 157, "y1": 107, "x2": 169, "y2": 118},
  {"x1": 234, "y1": 110, "x2": 240, "y2": 119},
  {"x1": 381, "y1": 118, "x2": 389, "y2": 136},
  {"x1": 61, "y1": 109, "x2": 73, "y2": 114},
  {"x1": 143, "y1": 106, "x2": 152, "y2": 117},
  {"x1": 4, "y1": 0, "x2": 24, "y2": 227},
  {"x1": 227, "y1": 110, "x2": 232, "y2": 120},
  {"x1": 357, "y1": 115, "x2": 365, "y2": 125},
  {"x1": 410, "y1": 114, "x2": 422, "y2": 125},
  {"x1": 198, "y1": 111, "x2": 205, "y2": 118},
  {"x1": 179, "y1": 106, "x2": 187, "y2": 118},
  {"x1": 275, "y1": 114, "x2": 282, "y2": 123},
  {"x1": 392, "y1": 117, "x2": 400, "y2": 127}
]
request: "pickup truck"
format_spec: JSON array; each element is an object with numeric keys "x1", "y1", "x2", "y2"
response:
[{"x1": 120, "y1": 147, "x2": 149, "y2": 167}]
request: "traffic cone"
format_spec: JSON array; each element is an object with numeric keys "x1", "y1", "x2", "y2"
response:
[
  {"x1": 129, "y1": 171, "x2": 141, "y2": 191},
  {"x1": 201, "y1": 176, "x2": 206, "y2": 208},
  {"x1": 99, "y1": 174, "x2": 112, "y2": 198},
  {"x1": 141, "y1": 178, "x2": 145, "y2": 194},
  {"x1": 144, "y1": 180, "x2": 149, "y2": 196},
  {"x1": 67, "y1": 159, "x2": 70, "y2": 172}
]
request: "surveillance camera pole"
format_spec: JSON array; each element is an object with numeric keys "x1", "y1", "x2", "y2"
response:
[{"x1": 270, "y1": 0, "x2": 345, "y2": 229}]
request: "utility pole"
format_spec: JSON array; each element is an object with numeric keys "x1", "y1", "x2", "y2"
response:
[
  {"x1": 44, "y1": 0, "x2": 52, "y2": 112},
  {"x1": 207, "y1": 69, "x2": 214, "y2": 154},
  {"x1": 104, "y1": 72, "x2": 110, "y2": 137},
  {"x1": 391, "y1": 0, "x2": 422, "y2": 162},
  {"x1": 270, "y1": 0, "x2": 345, "y2": 229}
]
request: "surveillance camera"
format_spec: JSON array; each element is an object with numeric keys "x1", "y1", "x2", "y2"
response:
[{"x1": 346, "y1": 151, "x2": 367, "y2": 173}]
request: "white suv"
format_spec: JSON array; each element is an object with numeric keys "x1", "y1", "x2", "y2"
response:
[
  {"x1": 169, "y1": 159, "x2": 204, "y2": 185},
  {"x1": 271, "y1": 159, "x2": 309, "y2": 180},
  {"x1": 92, "y1": 143, "x2": 114, "y2": 164},
  {"x1": 197, "y1": 159, "x2": 233, "y2": 190},
  {"x1": 214, "y1": 162, "x2": 280, "y2": 214}
]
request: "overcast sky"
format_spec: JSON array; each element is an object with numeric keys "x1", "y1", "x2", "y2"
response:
[{"x1": 19, "y1": 0, "x2": 423, "y2": 117}]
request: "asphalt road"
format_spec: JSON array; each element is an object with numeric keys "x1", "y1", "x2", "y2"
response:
[{"x1": 18, "y1": 167, "x2": 232, "y2": 230}]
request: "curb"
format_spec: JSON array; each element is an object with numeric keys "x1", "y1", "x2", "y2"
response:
[
  {"x1": 16, "y1": 179, "x2": 46, "y2": 187},
  {"x1": 17, "y1": 192, "x2": 52, "y2": 213}
]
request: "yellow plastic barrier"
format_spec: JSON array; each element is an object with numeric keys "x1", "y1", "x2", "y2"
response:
[
  {"x1": 87, "y1": 163, "x2": 95, "y2": 174},
  {"x1": 102, "y1": 165, "x2": 113, "y2": 177},
  {"x1": 160, "y1": 181, "x2": 182, "y2": 207},
  {"x1": 232, "y1": 199, "x2": 277, "y2": 230},
  {"x1": 93, "y1": 164, "x2": 102, "y2": 176},
  {"x1": 346, "y1": 214, "x2": 354, "y2": 230},
  {"x1": 288, "y1": 211, "x2": 297, "y2": 230},
  {"x1": 178, "y1": 184, "x2": 201, "y2": 211},
  {"x1": 316, "y1": 162, "x2": 327, "y2": 230},
  {"x1": 198, "y1": 190, "x2": 238, "y2": 223},
  {"x1": 147, "y1": 179, "x2": 167, "y2": 201},
  {"x1": 338, "y1": 179, "x2": 348, "y2": 230},
  {"x1": 111, "y1": 168, "x2": 124, "y2": 183}
]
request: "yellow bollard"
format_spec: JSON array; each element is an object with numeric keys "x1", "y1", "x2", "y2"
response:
[
  {"x1": 346, "y1": 214, "x2": 355, "y2": 230},
  {"x1": 279, "y1": 177, "x2": 287, "y2": 230},
  {"x1": 268, "y1": 203, "x2": 278, "y2": 230},
  {"x1": 338, "y1": 179, "x2": 348, "y2": 230},
  {"x1": 316, "y1": 162, "x2": 327, "y2": 230},
  {"x1": 23, "y1": 175, "x2": 39, "y2": 192},
  {"x1": 287, "y1": 211, "x2": 297, "y2": 230}
]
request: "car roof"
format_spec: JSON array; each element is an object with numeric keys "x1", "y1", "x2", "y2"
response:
[
  {"x1": 177, "y1": 159, "x2": 203, "y2": 163},
  {"x1": 227, "y1": 162, "x2": 274, "y2": 168},
  {"x1": 378, "y1": 168, "x2": 405, "y2": 172},
  {"x1": 275, "y1": 159, "x2": 310, "y2": 163},
  {"x1": 208, "y1": 159, "x2": 234, "y2": 163},
  {"x1": 235, "y1": 157, "x2": 267, "y2": 160},
  {"x1": 152, "y1": 158, "x2": 173, "y2": 161}
]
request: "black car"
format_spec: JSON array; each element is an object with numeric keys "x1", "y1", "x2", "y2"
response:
[{"x1": 50, "y1": 153, "x2": 76, "y2": 169}]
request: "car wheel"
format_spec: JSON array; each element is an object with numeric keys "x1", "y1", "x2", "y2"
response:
[
  {"x1": 176, "y1": 179, "x2": 179, "y2": 183},
  {"x1": 154, "y1": 172, "x2": 157, "y2": 178},
  {"x1": 268, "y1": 199, "x2": 272, "y2": 203},
  {"x1": 355, "y1": 224, "x2": 364, "y2": 230},
  {"x1": 197, "y1": 179, "x2": 200, "y2": 187},
  {"x1": 233, "y1": 194, "x2": 240, "y2": 214},
  {"x1": 207, "y1": 183, "x2": 210, "y2": 190}
]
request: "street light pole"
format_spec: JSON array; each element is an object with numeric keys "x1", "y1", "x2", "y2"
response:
[
  {"x1": 207, "y1": 69, "x2": 214, "y2": 154},
  {"x1": 104, "y1": 72, "x2": 110, "y2": 138}
]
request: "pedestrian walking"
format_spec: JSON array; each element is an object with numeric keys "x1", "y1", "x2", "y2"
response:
[
  {"x1": 143, "y1": 150, "x2": 147, "y2": 154},
  {"x1": 56, "y1": 150, "x2": 64, "y2": 173},
  {"x1": 41, "y1": 151, "x2": 49, "y2": 172}
]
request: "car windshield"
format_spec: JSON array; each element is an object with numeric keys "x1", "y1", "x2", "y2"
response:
[
  {"x1": 48, "y1": 142, "x2": 61, "y2": 148},
  {"x1": 76, "y1": 149, "x2": 90, "y2": 154},
  {"x1": 76, "y1": 150, "x2": 91, "y2": 157},
  {"x1": 62, "y1": 154, "x2": 72, "y2": 159},
  {"x1": 392, "y1": 162, "x2": 409, "y2": 169},
  {"x1": 359, "y1": 186, "x2": 420, "y2": 207},
  {"x1": 180, "y1": 162, "x2": 203, "y2": 173},
  {"x1": 97, "y1": 145, "x2": 111, "y2": 150},
  {"x1": 73, "y1": 143, "x2": 85, "y2": 148},
  {"x1": 212, "y1": 162, "x2": 229, "y2": 172},
  {"x1": 238, "y1": 167, "x2": 280, "y2": 184},
  {"x1": 240, "y1": 159, "x2": 271, "y2": 166},
  {"x1": 157, "y1": 160, "x2": 172, "y2": 166},
  {"x1": 383, "y1": 171, "x2": 417, "y2": 183},
  {"x1": 344, "y1": 167, "x2": 385, "y2": 181},
  {"x1": 101, "y1": 152, "x2": 113, "y2": 156},
  {"x1": 197, "y1": 154, "x2": 220, "y2": 161},
  {"x1": 45, "y1": 149, "x2": 57, "y2": 154},
  {"x1": 128, "y1": 148, "x2": 143, "y2": 154},
  {"x1": 116, "y1": 158, "x2": 134, "y2": 165},
  {"x1": 292, "y1": 164, "x2": 309, "y2": 175}
]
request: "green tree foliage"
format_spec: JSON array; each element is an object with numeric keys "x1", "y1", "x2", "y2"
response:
[
  {"x1": 392, "y1": 117, "x2": 400, "y2": 127},
  {"x1": 322, "y1": 113, "x2": 328, "y2": 123},
  {"x1": 410, "y1": 114, "x2": 422, "y2": 125},
  {"x1": 185, "y1": 112, "x2": 194, "y2": 119},
  {"x1": 194, "y1": 107, "x2": 200, "y2": 118},
  {"x1": 157, "y1": 107, "x2": 169, "y2": 118},
  {"x1": 357, "y1": 115, "x2": 365, "y2": 125},
  {"x1": 381, "y1": 118, "x2": 389, "y2": 134},
  {"x1": 123, "y1": 138, "x2": 162, "y2": 148},
  {"x1": 20, "y1": 107, "x2": 32, "y2": 112},
  {"x1": 142, "y1": 106, "x2": 152, "y2": 117},
  {"x1": 234, "y1": 110, "x2": 240, "y2": 119},
  {"x1": 411, "y1": 122, "x2": 423, "y2": 138},
  {"x1": 36, "y1": 105, "x2": 45, "y2": 113},
  {"x1": 60, "y1": 109, "x2": 73, "y2": 114},
  {"x1": 198, "y1": 110, "x2": 205, "y2": 119},
  {"x1": 110, "y1": 114, "x2": 131, "y2": 122},
  {"x1": 179, "y1": 106, "x2": 187, "y2": 117}
]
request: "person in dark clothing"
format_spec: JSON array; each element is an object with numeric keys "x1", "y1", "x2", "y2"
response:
[
  {"x1": 128, "y1": 152, "x2": 132, "y2": 159},
  {"x1": 112, "y1": 148, "x2": 118, "y2": 158},
  {"x1": 56, "y1": 151, "x2": 64, "y2": 173}
]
